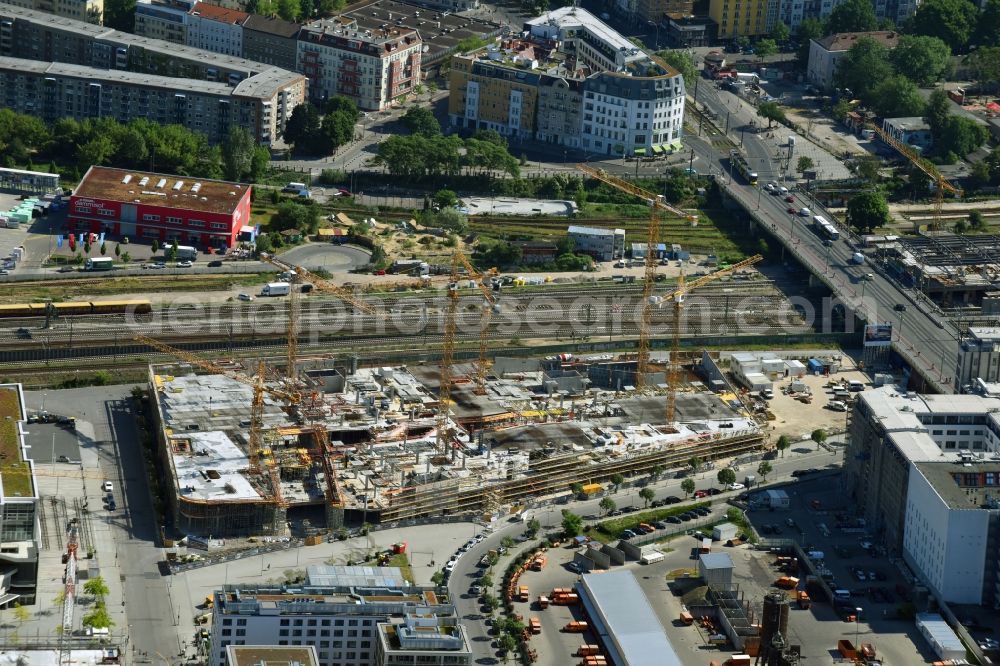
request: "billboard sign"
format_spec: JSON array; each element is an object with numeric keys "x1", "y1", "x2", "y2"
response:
[{"x1": 864, "y1": 324, "x2": 893, "y2": 347}]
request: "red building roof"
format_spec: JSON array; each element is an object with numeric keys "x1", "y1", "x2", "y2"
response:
[
  {"x1": 73, "y1": 166, "x2": 250, "y2": 216},
  {"x1": 189, "y1": 2, "x2": 250, "y2": 24}
]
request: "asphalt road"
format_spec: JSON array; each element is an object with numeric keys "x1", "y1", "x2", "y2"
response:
[{"x1": 447, "y1": 443, "x2": 842, "y2": 663}]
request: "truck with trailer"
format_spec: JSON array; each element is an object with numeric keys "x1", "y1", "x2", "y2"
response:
[
  {"x1": 85, "y1": 257, "x2": 114, "y2": 271},
  {"x1": 260, "y1": 282, "x2": 291, "y2": 297}
]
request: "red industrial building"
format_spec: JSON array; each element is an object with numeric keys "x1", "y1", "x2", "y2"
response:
[{"x1": 70, "y1": 166, "x2": 253, "y2": 250}]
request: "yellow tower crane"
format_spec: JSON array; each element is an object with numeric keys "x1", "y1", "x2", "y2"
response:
[
  {"x1": 576, "y1": 164, "x2": 698, "y2": 388},
  {"x1": 659, "y1": 255, "x2": 762, "y2": 423},
  {"x1": 452, "y1": 251, "x2": 498, "y2": 395},
  {"x1": 133, "y1": 334, "x2": 299, "y2": 501},
  {"x1": 869, "y1": 124, "x2": 963, "y2": 231},
  {"x1": 258, "y1": 253, "x2": 380, "y2": 380}
]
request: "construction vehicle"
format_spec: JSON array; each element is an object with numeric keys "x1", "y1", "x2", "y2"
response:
[
  {"x1": 774, "y1": 576, "x2": 799, "y2": 589},
  {"x1": 529, "y1": 554, "x2": 547, "y2": 571},
  {"x1": 537, "y1": 595, "x2": 549, "y2": 609},
  {"x1": 518, "y1": 585, "x2": 530, "y2": 602},
  {"x1": 529, "y1": 617, "x2": 541, "y2": 634},
  {"x1": 796, "y1": 590, "x2": 811, "y2": 609},
  {"x1": 860, "y1": 643, "x2": 876, "y2": 659}
]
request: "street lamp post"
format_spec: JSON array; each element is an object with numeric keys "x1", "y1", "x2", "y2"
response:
[{"x1": 855, "y1": 607, "x2": 863, "y2": 645}]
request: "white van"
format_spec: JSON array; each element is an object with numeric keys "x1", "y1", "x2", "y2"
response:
[
  {"x1": 834, "y1": 589, "x2": 851, "y2": 601},
  {"x1": 828, "y1": 400, "x2": 848, "y2": 412},
  {"x1": 848, "y1": 380, "x2": 865, "y2": 391}
]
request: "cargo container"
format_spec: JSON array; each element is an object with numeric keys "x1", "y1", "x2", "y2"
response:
[
  {"x1": 537, "y1": 595, "x2": 549, "y2": 609},
  {"x1": 838, "y1": 639, "x2": 857, "y2": 660},
  {"x1": 641, "y1": 551, "x2": 665, "y2": 564},
  {"x1": 730, "y1": 656, "x2": 751, "y2": 666},
  {"x1": 518, "y1": 586, "x2": 529, "y2": 602},
  {"x1": 578, "y1": 645, "x2": 600, "y2": 656},
  {"x1": 529, "y1": 618, "x2": 541, "y2": 634},
  {"x1": 564, "y1": 621, "x2": 588, "y2": 633}
]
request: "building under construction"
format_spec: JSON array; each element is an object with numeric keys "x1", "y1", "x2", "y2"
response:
[{"x1": 149, "y1": 354, "x2": 767, "y2": 537}]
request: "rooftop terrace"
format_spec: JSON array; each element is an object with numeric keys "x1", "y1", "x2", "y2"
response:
[{"x1": 0, "y1": 385, "x2": 32, "y2": 499}]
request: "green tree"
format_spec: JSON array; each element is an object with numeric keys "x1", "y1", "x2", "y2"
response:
[
  {"x1": 650, "y1": 465, "x2": 665, "y2": 482},
  {"x1": 908, "y1": 0, "x2": 978, "y2": 52},
  {"x1": 322, "y1": 111, "x2": 355, "y2": 153},
  {"x1": 430, "y1": 571, "x2": 444, "y2": 585},
  {"x1": 254, "y1": 233, "x2": 273, "y2": 255},
  {"x1": 925, "y1": 89, "x2": 952, "y2": 136},
  {"x1": 526, "y1": 517, "x2": 541, "y2": 536},
  {"x1": 480, "y1": 572, "x2": 494, "y2": 588},
  {"x1": 797, "y1": 156, "x2": 814, "y2": 174},
  {"x1": 561, "y1": 509, "x2": 583, "y2": 537},
  {"x1": 870, "y1": 76, "x2": 926, "y2": 118},
  {"x1": 82, "y1": 602, "x2": 114, "y2": 629},
  {"x1": 121, "y1": 251, "x2": 131, "y2": 264},
  {"x1": 639, "y1": 487, "x2": 656, "y2": 507},
  {"x1": 755, "y1": 38, "x2": 778, "y2": 61},
  {"x1": 757, "y1": 101, "x2": 787, "y2": 128},
  {"x1": 970, "y1": 211, "x2": 986, "y2": 230},
  {"x1": 434, "y1": 189, "x2": 459, "y2": 208},
  {"x1": 776, "y1": 434, "x2": 791, "y2": 457},
  {"x1": 482, "y1": 593, "x2": 500, "y2": 613},
  {"x1": 825, "y1": 0, "x2": 878, "y2": 33},
  {"x1": 99, "y1": 241, "x2": 107, "y2": 256},
  {"x1": 272, "y1": 201, "x2": 321, "y2": 234},
  {"x1": 402, "y1": 106, "x2": 441, "y2": 136},
  {"x1": 114, "y1": 243, "x2": 121, "y2": 258},
  {"x1": 283, "y1": 103, "x2": 321, "y2": 149},
  {"x1": 890, "y1": 35, "x2": 952, "y2": 86},
  {"x1": 166, "y1": 240, "x2": 179, "y2": 262},
  {"x1": 937, "y1": 116, "x2": 989, "y2": 158},
  {"x1": 151, "y1": 239, "x2": 160, "y2": 255},
  {"x1": 500, "y1": 536, "x2": 515, "y2": 549},
  {"x1": 977, "y1": 0, "x2": 1000, "y2": 47},
  {"x1": 771, "y1": 21, "x2": 790, "y2": 43},
  {"x1": 688, "y1": 456, "x2": 701, "y2": 472},
  {"x1": 680, "y1": 478, "x2": 696, "y2": 497},
  {"x1": 250, "y1": 145, "x2": 271, "y2": 183},
  {"x1": 811, "y1": 428, "x2": 828, "y2": 445},
  {"x1": 757, "y1": 461, "x2": 773, "y2": 482},
  {"x1": 497, "y1": 633, "x2": 518, "y2": 657},
  {"x1": 570, "y1": 481, "x2": 584, "y2": 496},
  {"x1": 834, "y1": 38, "x2": 893, "y2": 100},
  {"x1": 277, "y1": 0, "x2": 301, "y2": 20},
  {"x1": 655, "y1": 50, "x2": 696, "y2": 83},
  {"x1": 954, "y1": 218, "x2": 969, "y2": 233},
  {"x1": 717, "y1": 467, "x2": 737, "y2": 488},
  {"x1": 796, "y1": 18, "x2": 825, "y2": 68},
  {"x1": 610, "y1": 473, "x2": 625, "y2": 492},
  {"x1": 222, "y1": 126, "x2": 256, "y2": 181},
  {"x1": 83, "y1": 575, "x2": 109, "y2": 599},
  {"x1": 599, "y1": 496, "x2": 617, "y2": 516},
  {"x1": 857, "y1": 156, "x2": 882, "y2": 182},
  {"x1": 847, "y1": 190, "x2": 892, "y2": 232}
]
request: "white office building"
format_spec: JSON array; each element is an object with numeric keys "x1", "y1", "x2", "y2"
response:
[
  {"x1": 845, "y1": 387, "x2": 1000, "y2": 606},
  {"x1": 567, "y1": 225, "x2": 625, "y2": 261},
  {"x1": 186, "y1": 2, "x2": 249, "y2": 57},
  {"x1": 209, "y1": 566, "x2": 464, "y2": 666}
]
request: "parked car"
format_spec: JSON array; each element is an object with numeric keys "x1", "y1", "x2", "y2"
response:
[
  {"x1": 238, "y1": 293, "x2": 254, "y2": 302},
  {"x1": 694, "y1": 490, "x2": 709, "y2": 498},
  {"x1": 176, "y1": 260, "x2": 193, "y2": 268},
  {"x1": 102, "y1": 481, "x2": 113, "y2": 492},
  {"x1": 663, "y1": 495, "x2": 681, "y2": 504},
  {"x1": 207, "y1": 260, "x2": 223, "y2": 267}
]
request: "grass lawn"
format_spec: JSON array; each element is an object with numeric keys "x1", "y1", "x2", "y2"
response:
[
  {"x1": 587, "y1": 501, "x2": 710, "y2": 543},
  {"x1": 0, "y1": 387, "x2": 31, "y2": 498},
  {"x1": 387, "y1": 553, "x2": 414, "y2": 584}
]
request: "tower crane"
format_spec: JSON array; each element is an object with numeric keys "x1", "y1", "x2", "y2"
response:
[
  {"x1": 576, "y1": 164, "x2": 698, "y2": 387},
  {"x1": 437, "y1": 255, "x2": 461, "y2": 454},
  {"x1": 451, "y1": 251, "x2": 498, "y2": 395},
  {"x1": 659, "y1": 255, "x2": 762, "y2": 423},
  {"x1": 869, "y1": 124, "x2": 963, "y2": 230},
  {"x1": 258, "y1": 253, "x2": 379, "y2": 380},
  {"x1": 133, "y1": 334, "x2": 299, "y2": 503}
]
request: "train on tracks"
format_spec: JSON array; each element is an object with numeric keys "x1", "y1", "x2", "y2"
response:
[{"x1": 0, "y1": 299, "x2": 152, "y2": 318}]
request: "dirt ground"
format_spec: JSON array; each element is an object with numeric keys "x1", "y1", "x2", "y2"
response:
[{"x1": 761, "y1": 356, "x2": 870, "y2": 441}]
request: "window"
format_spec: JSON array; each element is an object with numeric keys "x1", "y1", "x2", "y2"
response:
[
  {"x1": 280, "y1": 619, "x2": 290, "y2": 626},
  {"x1": 279, "y1": 629, "x2": 289, "y2": 636},
  {"x1": 166, "y1": 216, "x2": 182, "y2": 224},
  {"x1": 236, "y1": 619, "x2": 246, "y2": 626},
  {"x1": 188, "y1": 219, "x2": 205, "y2": 228},
  {"x1": 211, "y1": 222, "x2": 227, "y2": 230},
  {"x1": 142, "y1": 213, "x2": 160, "y2": 222}
]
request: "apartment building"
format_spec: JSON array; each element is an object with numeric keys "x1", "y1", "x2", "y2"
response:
[
  {"x1": 807, "y1": 30, "x2": 900, "y2": 91},
  {"x1": 709, "y1": 0, "x2": 770, "y2": 40},
  {"x1": 186, "y1": 2, "x2": 248, "y2": 57},
  {"x1": 448, "y1": 7, "x2": 685, "y2": 155},
  {"x1": 614, "y1": 0, "x2": 693, "y2": 25},
  {"x1": 0, "y1": 55, "x2": 305, "y2": 144},
  {"x1": 297, "y1": 17, "x2": 421, "y2": 110},
  {"x1": 775, "y1": 0, "x2": 843, "y2": 30},
  {"x1": 0, "y1": 0, "x2": 102, "y2": 23},
  {"x1": 243, "y1": 14, "x2": 300, "y2": 71},
  {"x1": 844, "y1": 387, "x2": 1000, "y2": 606},
  {"x1": 134, "y1": 0, "x2": 195, "y2": 43},
  {"x1": 375, "y1": 614, "x2": 472, "y2": 666},
  {"x1": 208, "y1": 566, "x2": 463, "y2": 666}
]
